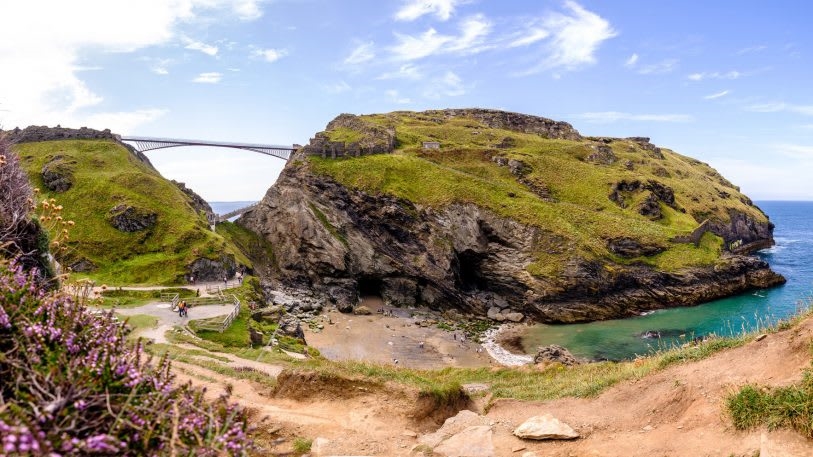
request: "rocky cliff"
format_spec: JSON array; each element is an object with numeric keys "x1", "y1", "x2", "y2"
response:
[{"x1": 241, "y1": 109, "x2": 784, "y2": 323}]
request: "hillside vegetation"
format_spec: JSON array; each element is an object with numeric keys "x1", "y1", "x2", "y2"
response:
[
  {"x1": 15, "y1": 139, "x2": 244, "y2": 285},
  {"x1": 309, "y1": 110, "x2": 766, "y2": 273}
]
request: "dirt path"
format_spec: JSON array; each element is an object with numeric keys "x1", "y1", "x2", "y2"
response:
[
  {"x1": 116, "y1": 301, "x2": 235, "y2": 343},
  {"x1": 485, "y1": 317, "x2": 813, "y2": 456}
]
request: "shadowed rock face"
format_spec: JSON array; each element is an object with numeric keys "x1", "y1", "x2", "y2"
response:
[{"x1": 240, "y1": 159, "x2": 784, "y2": 324}]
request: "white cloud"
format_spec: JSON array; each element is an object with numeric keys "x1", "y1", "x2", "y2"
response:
[
  {"x1": 520, "y1": 1, "x2": 617, "y2": 74},
  {"x1": 386, "y1": 89, "x2": 412, "y2": 104},
  {"x1": 687, "y1": 70, "x2": 741, "y2": 81},
  {"x1": 508, "y1": 28, "x2": 550, "y2": 48},
  {"x1": 254, "y1": 48, "x2": 288, "y2": 62},
  {"x1": 389, "y1": 14, "x2": 491, "y2": 61},
  {"x1": 377, "y1": 64, "x2": 423, "y2": 80},
  {"x1": 344, "y1": 42, "x2": 376, "y2": 65},
  {"x1": 703, "y1": 90, "x2": 730, "y2": 100},
  {"x1": 745, "y1": 102, "x2": 813, "y2": 116},
  {"x1": 624, "y1": 53, "x2": 638, "y2": 67},
  {"x1": 424, "y1": 71, "x2": 466, "y2": 98},
  {"x1": 712, "y1": 158, "x2": 813, "y2": 200},
  {"x1": 153, "y1": 67, "x2": 169, "y2": 75},
  {"x1": 773, "y1": 143, "x2": 813, "y2": 159},
  {"x1": 84, "y1": 109, "x2": 167, "y2": 135},
  {"x1": 577, "y1": 111, "x2": 694, "y2": 123},
  {"x1": 637, "y1": 58, "x2": 678, "y2": 75},
  {"x1": 183, "y1": 36, "x2": 218, "y2": 56},
  {"x1": 322, "y1": 81, "x2": 352, "y2": 93},
  {"x1": 0, "y1": 0, "x2": 265, "y2": 132},
  {"x1": 395, "y1": 0, "x2": 465, "y2": 22},
  {"x1": 736, "y1": 45, "x2": 767, "y2": 55},
  {"x1": 193, "y1": 72, "x2": 222, "y2": 83}
]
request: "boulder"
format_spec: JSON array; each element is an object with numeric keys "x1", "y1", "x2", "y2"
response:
[
  {"x1": 487, "y1": 306, "x2": 504, "y2": 321},
  {"x1": 433, "y1": 425, "x2": 494, "y2": 457},
  {"x1": 419, "y1": 410, "x2": 489, "y2": 449},
  {"x1": 586, "y1": 144, "x2": 616, "y2": 165},
  {"x1": 534, "y1": 345, "x2": 580, "y2": 366},
  {"x1": 249, "y1": 328, "x2": 264, "y2": 346},
  {"x1": 107, "y1": 204, "x2": 157, "y2": 232},
  {"x1": 310, "y1": 437, "x2": 331, "y2": 456},
  {"x1": 353, "y1": 305, "x2": 372, "y2": 315},
  {"x1": 513, "y1": 414, "x2": 579, "y2": 440},
  {"x1": 277, "y1": 315, "x2": 305, "y2": 340},
  {"x1": 502, "y1": 311, "x2": 525, "y2": 322},
  {"x1": 68, "y1": 258, "x2": 95, "y2": 273},
  {"x1": 251, "y1": 305, "x2": 284, "y2": 324}
]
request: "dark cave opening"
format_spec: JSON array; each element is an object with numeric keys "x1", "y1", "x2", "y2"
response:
[
  {"x1": 453, "y1": 250, "x2": 487, "y2": 292},
  {"x1": 357, "y1": 276, "x2": 384, "y2": 298}
]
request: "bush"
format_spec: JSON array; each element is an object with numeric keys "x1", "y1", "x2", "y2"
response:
[{"x1": 0, "y1": 261, "x2": 253, "y2": 455}]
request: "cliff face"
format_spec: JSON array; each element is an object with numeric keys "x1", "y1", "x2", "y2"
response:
[{"x1": 241, "y1": 109, "x2": 783, "y2": 323}]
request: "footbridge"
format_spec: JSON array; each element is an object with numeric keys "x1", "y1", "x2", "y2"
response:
[
  {"x1": 207, "y1": 203, "x2": 259, "y2": 227},
  {"x1": 119, "y1": 136, "x2": 296, "y2": 161}
]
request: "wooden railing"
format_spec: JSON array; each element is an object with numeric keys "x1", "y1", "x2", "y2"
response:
[
  {"x1": 161, "y1": 292, "x2": 180, "y2": 310},
  {"x1": 191, "y1": 295, "x2": 241, "y2": 333}
]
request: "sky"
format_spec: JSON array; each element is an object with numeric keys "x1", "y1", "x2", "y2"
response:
[{"x1": 1, "y1": 0, "x2": 812, "y2": 202}]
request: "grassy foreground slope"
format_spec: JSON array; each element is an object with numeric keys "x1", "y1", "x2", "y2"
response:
[
  {"x1": 309, "y1": 110, "x2": 766, "y2": 274},
  {"x1": 16, "y1": 139, "x2": 243, "y2": 284}
]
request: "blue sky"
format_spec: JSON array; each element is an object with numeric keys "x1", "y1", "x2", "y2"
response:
[{"x1": 1, "y1": 1, "x2": 811, "y2": 201}]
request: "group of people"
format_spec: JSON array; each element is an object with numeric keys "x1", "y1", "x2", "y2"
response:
[{"x1": 178, "y1": 300, "x2": 188, "y2": 317}]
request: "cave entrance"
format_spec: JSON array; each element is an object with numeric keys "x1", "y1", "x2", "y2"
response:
[
  {"x1": 357, "y1": 276, "x2": 384, "y2": 309},
  {"x1": 453, "y1": 250, "x2": 487, "y2": 293}
]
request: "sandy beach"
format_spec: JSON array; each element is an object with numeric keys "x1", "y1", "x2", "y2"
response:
[{"x1": 303, "y1": 298, "x2": 517, "y2": 369}]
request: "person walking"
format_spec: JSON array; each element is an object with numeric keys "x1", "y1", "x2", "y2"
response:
[{"x1": 178, "y1": 300, "x2": 187, "y2": 317}]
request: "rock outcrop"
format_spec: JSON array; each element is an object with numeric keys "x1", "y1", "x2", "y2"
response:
[
  {"x1": 107, "y1": 204, "x2": 157, "y2": 232},
  {"x1": 172, "y1": 180, "x2": 213, "y2": 218},
  {"x1": 41, "y1": 155, "x2": 76, "y2": 192},
  {"x1": 534, "y1": 345, "x2": 581, "y2": 366},
  {"x1": 241, "y1": 110, "x2": 784, "y2": 324}
]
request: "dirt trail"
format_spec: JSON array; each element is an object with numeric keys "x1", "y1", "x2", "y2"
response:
[{"x1": 170, "y1": 315, "x2": 813, "y2": 456}]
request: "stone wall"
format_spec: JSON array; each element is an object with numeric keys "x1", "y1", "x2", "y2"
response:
[{"x1": 670, "y1": 219, "x2": 711, "y2": 246}]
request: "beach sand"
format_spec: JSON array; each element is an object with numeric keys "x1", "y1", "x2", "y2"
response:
[{"x1": 304, "y1": 297, "x2": 501, "y2": 369}]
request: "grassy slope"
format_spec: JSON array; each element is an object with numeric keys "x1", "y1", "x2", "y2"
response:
[
  {"x1": 309, "y1": 111, "x2": 765, "y2": 274},
  {"x1": 16, "y1": 139, "x2": 245, "y2": 285}
]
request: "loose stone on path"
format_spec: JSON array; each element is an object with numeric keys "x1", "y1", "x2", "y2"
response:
[{"x1": 513, "y1": 414, "x2": 579, "y2": 440}]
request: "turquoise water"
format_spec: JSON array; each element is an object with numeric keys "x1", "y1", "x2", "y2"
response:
[{"x1": 522, "y1": 201, "x2": 813, "y2": 361}]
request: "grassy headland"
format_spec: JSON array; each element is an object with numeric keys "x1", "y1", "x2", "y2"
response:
[
  {"x1": 15, "y1": 139, "x2": 247, "y2": 285},
  {"x1": 309, "y1": 111, "x2": 765, "y2": 274}
]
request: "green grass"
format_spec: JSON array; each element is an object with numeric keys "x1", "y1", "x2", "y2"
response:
[
  {"x1": 122, "y1": 314, "x2": 159, "y2": 337},
  {"x1": 15, "y1": 139, "x2": 247, "y2": 285},
  {"x1": 216, "y1": 222, "x2": 277, "y2": 274},
  {"x1": 187, "y1": 276, "x2": 265, "y2": 347},
  {"x1": 307, "y1": 110, "x2": 769, "y2": 277},
  {"x1": 727, "y1": 340, "x2": 813, "y2": 437},
  {"x1": 292, "y1": 437, "x2": 312, "y2": 453}
]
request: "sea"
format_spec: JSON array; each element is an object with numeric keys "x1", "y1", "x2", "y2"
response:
[{"x1": 522, "y1": 201, "x2": 813, "y2": 361}]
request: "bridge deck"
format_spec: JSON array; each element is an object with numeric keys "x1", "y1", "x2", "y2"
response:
[{"x1": 120, "y1": 136, "x2": 296, "y2": 161}]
